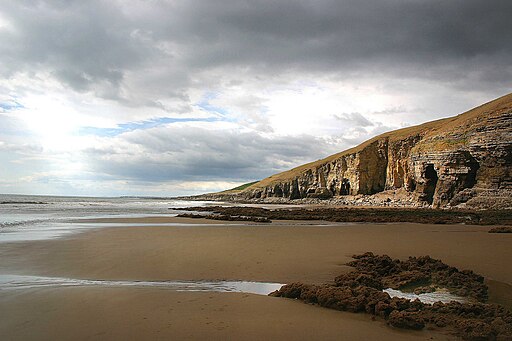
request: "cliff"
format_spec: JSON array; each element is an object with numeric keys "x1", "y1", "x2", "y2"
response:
[{"x1": 215, "y1": 94, "x2": 512, "y2": 209}]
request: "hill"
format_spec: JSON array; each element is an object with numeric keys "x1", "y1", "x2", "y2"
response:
[{"x1": 199, "y1": 94, "x2": 512, "y2": 209}]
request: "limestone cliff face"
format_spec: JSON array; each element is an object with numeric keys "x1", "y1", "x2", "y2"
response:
[{"x1": 239, "y1": 94, "x2": 512, "y2": 208}]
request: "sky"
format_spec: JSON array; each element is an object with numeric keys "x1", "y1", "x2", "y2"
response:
[{"x1": 0, "y1": 0, "x2": 511, "y2": 197}]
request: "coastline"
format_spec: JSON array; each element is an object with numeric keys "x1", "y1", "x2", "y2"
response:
[{"x1": 173, "y1": 205, "x2": 512, "y2": 225}]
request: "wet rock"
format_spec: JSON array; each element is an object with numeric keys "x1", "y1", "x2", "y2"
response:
[
  {"x1": 489, "y1": 226, "x2": 512, "y2": 233},
  {"x1": 270, "y1": 253, "x2": 512, "y2": 340},
  {"x1": 176, "y1": 213, "x2": 271, "y2": 223},
  {"x1": 348, "y1": 253, "x2": 488, "y2": 302},
  {"x1": 334, "y1": 271, "x2": 383, "y2": 290},
  {"x1": 175, "y1": 205, "x2": 512, "y2": 225},
  {"x1": 455, "y1": 320, "x2": 495, "y2": 341},
  {"x1": 269, "y1": 282, "x2": 314, "y2": 299},
  {"x1": 347, "y1": 253, "x2": 400, "y2": 277},
  {"x1": 383, "y1": 270, "x2": 430, "y2": 289},
  {"x1": 414, "y1": 286, "x2": 437, "y2": 294},
  {"x1": 388, "y1": 310, "x2": 425, "y2": 330},
  {"x1": 315, "y1": 285, "x2": 390, "y2": 314}
]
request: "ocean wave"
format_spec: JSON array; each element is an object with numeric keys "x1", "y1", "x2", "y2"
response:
[
  {"x1": 0, "y1": 201, "x2": 48, "y2": 205},
  {"x1": 0, "y1": 219, "x2": 52, "y2": 229}
]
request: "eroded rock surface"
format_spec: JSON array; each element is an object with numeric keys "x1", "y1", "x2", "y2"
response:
[
  {"x1": 270, "y1": 253, "x2": 512, "y2": 340},
  {"x1": 488, "y1": 226, "x2": 512, "y2": 233},
  {"x1": 175, "y1": 206, "x2": 512, "y2": 225}
]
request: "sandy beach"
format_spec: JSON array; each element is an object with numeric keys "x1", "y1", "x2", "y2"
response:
[{"x1": 1, "y1": 217, "x2": 511, "y2": 340}]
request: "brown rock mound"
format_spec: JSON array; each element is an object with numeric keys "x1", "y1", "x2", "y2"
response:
[
  {"x1": 347, "y1": 252, "x2": 487, "y2": 302},
  {"x1": 174, "y1": 205, "x2": 512, "y2": 225},
  {"x1": 489, "y1": 226, "x2": 512, "y2": 233},
  {"x1": 270, "y1": 253, "x2": 512, "y2": 340}
]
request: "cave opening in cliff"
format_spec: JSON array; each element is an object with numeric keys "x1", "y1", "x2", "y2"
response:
[
  {"x1": 465, "y1": 157, "x2": 480, "y2": 189},
  {"x1": 341, "y1": 178, "x2": 351, "y2": 195},
  {"x1": 424, "y1": 164, "x2": 438, "y2": 204}
]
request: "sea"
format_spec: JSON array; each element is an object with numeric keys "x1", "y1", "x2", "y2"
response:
[
  {"x1": 0, "y1": 194, "x2": 473, "y2": 303},
  {"x1": 0, "y1": 194, "x2": 287, "y2": 295},
  {"x1": 0, "y1": 193, "x2": 211, "y2": 242}
]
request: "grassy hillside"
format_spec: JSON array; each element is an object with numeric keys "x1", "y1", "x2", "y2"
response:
[{"x1": 221, "y1": 181, "x2": 259, "y2": 193}]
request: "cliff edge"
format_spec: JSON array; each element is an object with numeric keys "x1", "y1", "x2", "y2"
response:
[{"x1": 206, "y1": 94, "x2": 512, "y2": 209}]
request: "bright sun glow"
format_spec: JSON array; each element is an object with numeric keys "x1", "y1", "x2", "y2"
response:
[
  {"x1": 0, "y1": 12, "x2": 13, "y2": 31},
  {"x1": 17, "y1": 95, "x2": 86, "y2": 151}
]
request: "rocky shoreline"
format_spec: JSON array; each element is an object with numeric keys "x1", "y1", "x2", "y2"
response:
[
  {"x1": 173, "y1": 206, "x2": 512, "y2": 225},
  {"x1": 175, "y1": 212, "x2": 271, "y2": 223},
  {"x1": 180, "y1": 95, "x2": 512, "y2": 211},
  {"x1": 489, "y1": 226, "x2": 512, "y2": 233},
  {"x1": 177, "y1": 188, "x2": 423, "y2": 208},
  {"x1": 270, "y1": 253, "x2": 512, "y2": 340},
  {"x1": 179, "y1": 187, "x2": 512, "y2": 210}
]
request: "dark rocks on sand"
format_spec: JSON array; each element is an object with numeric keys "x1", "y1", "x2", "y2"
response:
[
  {"x1": 347, "y1": 252, "x2": 487, "y2": 302},
  {"x1": 388, "y1": 310, "x2": 425, "y2": 330},
  {"x1": 176, "y1": 213, "x2": 271, "y2": 223},
  {"x1": 174, "y1": 205, "x2": 512, "y2": 226},
  {"x1": 270, "y1": 253, "x2": 512, "y2": 340},
  {"x1": 488, "y1": 226, "x2": 512, "y2": 233}
]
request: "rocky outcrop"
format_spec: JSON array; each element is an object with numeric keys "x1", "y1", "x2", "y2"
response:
[
  {"x1": 174, "y1": 205, "x2": 512, "y2": 225},
  {"x1": 346, "y1": 253, "x2": 488, "y2": 302},
  {"x1": 270, "y1": 253, "x2": 512, "y2": 340},
  {"x1": 488, "y1": 226, "x2": 512, "y2": 233},
  {"x1": 236, "y1": 94, "x2": 512, "y2": 209}
]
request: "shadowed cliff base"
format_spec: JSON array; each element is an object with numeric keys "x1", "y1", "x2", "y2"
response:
[
  {"x1": 173, "y1": 206, "x2": 512, "y2": 225},
  {"x1": 270, "y1": 253, "x2": 512, "y2": 340},
  {"x1": 184, "y1": 93, "x2": 512, "y2": 210}
]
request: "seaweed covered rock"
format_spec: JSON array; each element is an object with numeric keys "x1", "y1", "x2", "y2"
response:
[
  {"x1": 175, "y1": 206, "x2": 512, "y2": 225},
  {"x1": 269, "y1": 282, "x2": 315, "y2": 300},
  {"x1": 270, "y1": 253, "x2": 512, "y2": 340},
  {"x1": 388, "y1": 310, "x2": 425, "y2": 330},
  {"x1": 489, "y1": 226, "x2": 512, "y2": 233},
  {"x1": 348, "y1": 252, "x2": 488, "y2": 302},
  {"x1": 334, "y1": 271, "x2": 383, "y2": 290}
]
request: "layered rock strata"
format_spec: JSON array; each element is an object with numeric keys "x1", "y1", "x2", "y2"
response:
[{"x1": 235, "y1": 94, "x2": 512, "y2": 208}]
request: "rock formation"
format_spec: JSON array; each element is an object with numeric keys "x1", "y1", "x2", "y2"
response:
[
  {"x1": 233, "y1": 94, "x2": 512, "y2": 208},
  {"x1": 270, "y1": 253, "x2": 512, "y2": 340}
]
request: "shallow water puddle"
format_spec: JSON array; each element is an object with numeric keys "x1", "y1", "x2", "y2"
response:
[
  {"x1": 0, "y1": 275, "x2": 284, "y2": 296},
  {"x1": 384, "y1": 288, "x2": 468, "y2": 304}
]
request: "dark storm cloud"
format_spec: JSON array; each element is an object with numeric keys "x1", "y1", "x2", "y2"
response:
[
  {"x1": 0, "y1": 1, "x2": 144, "y2": 93},
  {"x1": 1, "y1": 0, "x2": 511, "y2": 100},
  {"x1": 172, "y1": 0, "x2": 512, "y2": 70}
]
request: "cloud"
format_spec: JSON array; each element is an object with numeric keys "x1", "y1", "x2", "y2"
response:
[
  {"x1": 0, "y1": 1, "x2": 142, "y2": 91},
  {"x1": 0, "y1": 0, "x2": 510, "y2": 196},
  {"x1": 0, "y1": 122, "x2": 362, "y2": 195},
  {"x1": 82, "y1": 125, "x2": 348, "y2": 182},
  {"x1": 334, "y1": 113, "x2": 374, "y2": 127},
  {"x1": 1, "y1": 0, "x2": 511, "y2": 102},
  {"x1": 0, "y1": 141, "x2": 42, "y2": 154}
]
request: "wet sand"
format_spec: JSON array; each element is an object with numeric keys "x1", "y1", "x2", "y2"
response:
[
  {"x1": 0, "y1": 287, "x2": 449, "y2": 341},
  {"x1": 1, "y1": 217, "x2": 511, "y2": 340}
]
